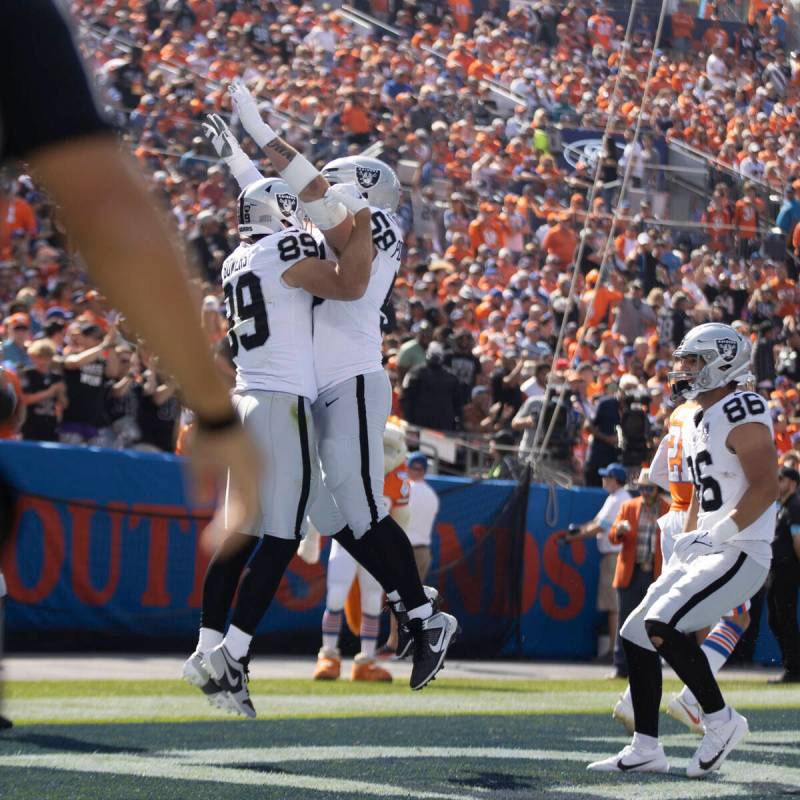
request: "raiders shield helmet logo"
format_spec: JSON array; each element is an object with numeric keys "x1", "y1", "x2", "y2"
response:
[
  {"x1": 355, "y1": 165, "x2": 380, "y2": 189},
  {"x1": 715, "y1": 338, "x2": 738, "y2": 362},
  {"x1": 276, "y1": 193, "x2": 298, "y2": 217}
]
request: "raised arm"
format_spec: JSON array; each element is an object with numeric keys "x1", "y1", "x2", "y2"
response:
[
  {"x1": 202, "y1": 113, "x2": 263, "y2": 191},
  {"x1": 229, "y1": 80, "x2": 354, "y2": 254}
]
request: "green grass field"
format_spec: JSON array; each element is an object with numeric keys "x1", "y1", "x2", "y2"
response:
[{"x1": 0, "y1": 677, "x2": 798, "y2": 799}]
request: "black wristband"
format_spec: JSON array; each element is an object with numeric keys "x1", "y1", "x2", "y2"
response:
[{"x1": 196, "y1": 409, "x2": 240, "y2": 433}]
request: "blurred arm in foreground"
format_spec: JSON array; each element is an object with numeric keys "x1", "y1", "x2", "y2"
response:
[{"x1": 1, "y1": 0, "x2": 258, "y2": 541}]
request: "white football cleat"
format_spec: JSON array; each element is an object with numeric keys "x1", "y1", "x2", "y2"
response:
[
  {"x1": 587, "y1": 742, "x2": 669, "y2": 773},
  {"x1": 202, "y1": 645, "x2": 256, "y2": 719},
  {"x1": 687, "y1": 707, "x2": 748, "y2": 779},
  {"x1": 666, "y1": 692, "x2": 704, "y2": 735},
  {"x1": 612, "y1": 693, "x2": 635, "y2": 734},
  {"x1": 182, "y1": 651, "x2": 229, "y2": 710}
]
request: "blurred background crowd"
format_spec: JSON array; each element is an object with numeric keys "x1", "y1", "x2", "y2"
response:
[{"x1": 2, "y1": 0, "x2": 800, "y2": 485}]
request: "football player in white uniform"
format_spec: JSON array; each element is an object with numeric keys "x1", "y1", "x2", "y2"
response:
[
  {"x1": 612, "y1": 399, "x2": 750, "y2": 735},
  {"x1": 230, "y1": 79, "x2": 458, "y2": 691},
  {"x1": 300, "y1": 423, "x2": 415, "y2": 683},
  {"x1": 183, "y1": 177, "x2": 374, "y2": 717},
  {"x1": 589, "y1": 323, "x2": 778, "y2": 778}
]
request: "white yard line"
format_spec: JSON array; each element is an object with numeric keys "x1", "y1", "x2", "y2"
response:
[
  {"x1": 3, "y1": 654, "x2": 783, "y2": 682},
  {"x1": 1, "y1": 744, "x2": 798, "y2": 799},
  {"x1": 6, "y1": 687, "x2": 798, "y2": 724}
]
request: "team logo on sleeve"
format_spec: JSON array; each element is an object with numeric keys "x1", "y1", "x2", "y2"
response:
[
  {"x1": 276, "y1": 193, "x2": 298, "y2": 217},
  {"x1": 715, "y1": 338, "x2": 738, "y2": 362},
  {"x1": 356, "y1": 166, "x2": 380, "y2": 189}
]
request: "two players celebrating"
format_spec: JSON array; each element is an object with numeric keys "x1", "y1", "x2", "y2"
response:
[
  {"x1": 177, "y1": 80, "x2": 777, "y2": 782},
  {"x1": 590, "y1": 323, "x2": 778, "y2": 778},
  {"x1": 182, "y1": 81, "x2": 458, "y2": 717}
]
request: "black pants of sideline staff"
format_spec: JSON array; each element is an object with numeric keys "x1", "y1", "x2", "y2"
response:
[
  {"x1": 614, "y1": 564, "x2": 654, "y2": 678},
  {"x1": 767, "y1": 562, "x2": 800, "y2": 677}
]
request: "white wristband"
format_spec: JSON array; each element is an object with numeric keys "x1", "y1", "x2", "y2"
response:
[
  {"x1": 304, "y1": 196, "x2": 348, "y2": 231},
  {"x1": 280, "y1": 153, "x2": 321, "y2": 194},
  {"x1": 226, "y1": 151, "x2": 262, "y2": 189},
  {"x1": 709, "y1": 516, "x2": 739, "y2": 546},
  {"x1": 250, "y1": 121, "x2": 278, "y2": 149}
]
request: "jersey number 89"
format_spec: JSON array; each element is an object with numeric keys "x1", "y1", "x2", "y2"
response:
[{"x1": 223, "y1": 273, "x2": 269, "y2": 357}]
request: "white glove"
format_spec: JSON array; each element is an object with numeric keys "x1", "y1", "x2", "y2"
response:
[
  {"x1": 202, "y1": 113, "x2": 241, "y2": 160},
  {"x1": 673, "y1": 530, "x2": 722, "y2": 564},
  {"x1": 324, "y1": 183, "x2": 369, "y2": 215},
  {"x1": 201, "y1": 113, "x2": 250, "y2": 169},
  {"x1": 228, "y1": 79, "x2": 277, "y2": 148}
]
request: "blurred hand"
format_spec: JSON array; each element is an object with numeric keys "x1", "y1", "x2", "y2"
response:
[
  {"x1": 190, "y1": 421, "x2": 261, "y2": 555},
  {"x1": 615, "y1": 520, "x2": 631, "y2": 535},
  {"x1": 102, "y1": 322, "x2": 119, "y2": 347}
]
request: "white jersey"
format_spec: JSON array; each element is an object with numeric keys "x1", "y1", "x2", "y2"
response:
[
  {"x1": 684, "y1": 390, "x2": 776, "y2": 567},
  {"x1": 221, "y1": 227, "x2": 320, "y2": 402},
  {"x1": 312, "y1": 207, "x2": 402, "y2": 394}
]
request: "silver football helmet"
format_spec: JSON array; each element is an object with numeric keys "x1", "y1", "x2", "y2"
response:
[
  {"x1": 237, "y1": 177, "x2": 302, "y2": 237},
  {"x1": 322, "y1": 156, "x2": 401, "y2": 212},
  {"x1": 669, "y1": 322, "x2": 752, "y2": 400}
]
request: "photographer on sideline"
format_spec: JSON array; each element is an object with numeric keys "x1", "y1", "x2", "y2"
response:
[{"x1": 566, "y1": 463, "x2": 631, "y2": 663}]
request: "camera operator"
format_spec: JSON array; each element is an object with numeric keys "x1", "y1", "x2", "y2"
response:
[
  {"x1": 512, "y1": 370, "x2": 580, "y2": 474},
  {"x1": 586, "y1": 375, "x2": 628, "y2": 487},
  {"x1": 615, "y1": 375, "x2": 651, "y2": 476}
]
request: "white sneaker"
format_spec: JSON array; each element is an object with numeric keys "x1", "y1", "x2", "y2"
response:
[
  {"x1": 687, "y1": 707, "x2": 748, "y2": 779},
  {"x1": 587, "y1": 743, "x2": 669, "y2": 773},
  {"x1": 666, "y1": 692, "x2": 704, "y2": 735},
  {"x1": 612, "y1": 693, "x2": 635, "y2": 734}
]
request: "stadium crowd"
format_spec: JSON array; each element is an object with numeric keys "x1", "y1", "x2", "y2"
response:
[{"x1": 1, "y1": 0, "x2": 800, "y2": 485}]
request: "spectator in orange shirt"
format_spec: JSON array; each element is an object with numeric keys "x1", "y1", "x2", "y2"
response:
[
  {"x1": 583, "y1": 270, "x2": 625, "y2": 330},
  {"x1": 542, "y1": 216, "x2": 578, "y2": 267},
  {"x1": 702, "y1": 17, "x2": 729, "y2": 50},
  {"x1": 444, "y1": 232, "x2": 472, "y2": 265},
  {"x1": 733, "y1": 184, "x2": 763, "y2": 256},
  {"x1": 670, "y1": 5, "x2": 696, "y2": 53},
  {"x1": 445, "y1": 34, "x2": 474, "y2": 72},
  {"x1": 340, "y1": 92, "x2": 374, "y2": 146},
  {"x1": 587, "y1": 10, "x2": 615, "y2": 51},
  {"x1": 769, "y1": 264, "x2": 798, "y2": 319},
  {"x1": 448, "y1": 0, "x2": 474, "y2": 33},
  {"x1": 702, "y1": 197, "x2": 732, "y2": 252},
  {"x1": 468, "y1": 203, "x2": 507, "y2": 254},
  {"x1": 0, "y1": 181, "x2": 37, "y2": 260}
]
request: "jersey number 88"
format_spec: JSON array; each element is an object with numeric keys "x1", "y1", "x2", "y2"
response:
[{"x1": 223, "y1": 273, "x2": 269, "y2": 357}]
